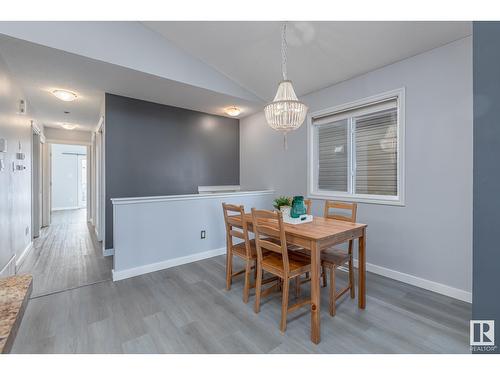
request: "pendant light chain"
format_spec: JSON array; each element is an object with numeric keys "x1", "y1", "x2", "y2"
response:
[
  {"x1": 281, "y1": 23, "x2": 288, "y2": 81},
  {"x1": 282, "y1": 23, "x2": 289, "y2": 150}
]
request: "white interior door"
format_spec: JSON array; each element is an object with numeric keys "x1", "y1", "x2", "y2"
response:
[{"x1": 41, "y1": 142, "x2": 51, "y2": 227}]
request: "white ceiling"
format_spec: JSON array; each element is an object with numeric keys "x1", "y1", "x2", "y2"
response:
[
  {"x1": 0, "y1": 36, "x2": 102, "y2": 131},
  {"x1": 0, "y1": 21, "x2": 472, "y2": 132},
  {"x1": 144, "y1": 21, "x2": 472, "y2": 100}
]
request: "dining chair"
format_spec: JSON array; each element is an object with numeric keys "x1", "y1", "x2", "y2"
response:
[
  {"x1": 222, "y1": 203, "x2": 257, "y2": 303},
  {"x1": 322, "y1": 200, "x2": 358, "y2": 316},
  {"x1": 252, "y1": 208, "x2": 311, "y2": 333}
]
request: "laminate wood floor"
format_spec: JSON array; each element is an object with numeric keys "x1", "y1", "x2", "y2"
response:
[
  {"x1": 18, "y1": 209, "x2": 112, "y2": 298},
  {"x1": 12, "y1": 245, "x2": 471, "y2": 353}
]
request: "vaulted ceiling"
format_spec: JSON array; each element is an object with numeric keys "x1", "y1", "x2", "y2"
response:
[{"x1": 144, "y1": 21, "x2": 472, "y2": 100}]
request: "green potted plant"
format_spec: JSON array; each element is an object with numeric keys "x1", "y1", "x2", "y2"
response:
[{"x1": 273, "y1": 196, "x2": 292, "y2": 218}]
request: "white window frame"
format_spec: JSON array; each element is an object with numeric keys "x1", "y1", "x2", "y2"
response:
[{"x1": 307, "y1": 88, "x2": 405, "y2": 206}]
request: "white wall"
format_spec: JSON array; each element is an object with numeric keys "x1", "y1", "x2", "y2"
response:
[
  {"x1": 240, "y1": 37, "x2": 473, "y2": 301},
  {"x1": 51, "y1": 144, "x2": 87, "y2": 211},
  {"x1": 0, "y1": 54, "x2": 33, "y2": 277},
  {"x1": 44, "y1": 127, "x2": 92, "y2": 145}
]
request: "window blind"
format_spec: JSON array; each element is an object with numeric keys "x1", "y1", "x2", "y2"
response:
[
  {"x1": 354, "y1": 108, "x2": 397, "y2": 196},
  {"x1": 318, "y1": 119, "x2": 348, "y2": 192},
  {"x1": 312, "y1": 98, "x2": 397, "y2": 126}
]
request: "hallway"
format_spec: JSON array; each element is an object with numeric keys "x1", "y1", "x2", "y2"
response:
[{"x1": 18, "y1": 209, "x2": 112, "y2": 297}]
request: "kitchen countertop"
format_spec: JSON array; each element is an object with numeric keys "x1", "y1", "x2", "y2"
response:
[{"x1": 0, "y1": 274, "x2": 33, "y2": 354}]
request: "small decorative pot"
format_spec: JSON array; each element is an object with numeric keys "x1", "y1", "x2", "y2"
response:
[{"x1": 280, "y1": 205, "x2": 291, "y2": 219}]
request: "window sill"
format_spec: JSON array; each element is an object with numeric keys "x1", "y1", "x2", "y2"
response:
[{"x1": 307, "y1": 192, "x2": 405, "y2": 207}]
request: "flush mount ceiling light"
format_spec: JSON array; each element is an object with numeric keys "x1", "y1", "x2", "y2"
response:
[
  {"x1": 264, "y1": 23, "x2": 308, "y2": 149},
  {"x1": 52, "y1": 89, "x2": 78, "y2": 102},
  {"x1": 225, "y1": 106, "x2": 241, "y2": 117},
  {"x1": 59, "y1": 122, "x2": 78, "y2": 130}
]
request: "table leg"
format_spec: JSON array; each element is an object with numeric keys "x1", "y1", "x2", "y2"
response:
[
  {"x1": 310, "y1": 240, "x2": 321, "y2": 344},
  {"x1": 358, "y1": 229, "x2": 366, "y2": 309}
]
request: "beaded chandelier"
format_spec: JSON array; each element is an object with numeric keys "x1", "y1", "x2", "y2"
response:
[{"x1": 264, "y1": 23, "x2": 308, "y2": 149}]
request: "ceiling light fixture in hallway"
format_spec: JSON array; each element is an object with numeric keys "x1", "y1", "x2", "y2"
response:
[
  {"x1": 52, "y1": 89, "x2": 78, "y2": 101},
  {"x1": 58, "y1": 122, "x2": 78, "y2": 130}
]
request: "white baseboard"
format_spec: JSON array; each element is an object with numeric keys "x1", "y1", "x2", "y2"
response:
[
  {"x1": 52, "y1": 206, "x2": 84, "y2": 211},
  {"x1": 0, "y1": 256, "x2": 16, "y2": 278},
  {"x1": 112, "y1": 247, "x2": 226, "y2": 281},
  {"x1": 94, "y1": 226, "x2": 102, "y2": 241},
  {"x1": 353, "y1": 259, "x2": 472, "y2": 303},
  {"x1": 15, "y1": 242, "x2": 33, "y2": 270},
  {"x1": 103, "y1": 248, "x2": 114, "y2": 257}
]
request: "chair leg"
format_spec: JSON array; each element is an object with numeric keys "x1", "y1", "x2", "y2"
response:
[
  {"x1": 329, "y1": 267, "x2": 336, "y2": 316},
  {"x1": 226, "y1": 251, "x2": 233, "y2": 291},
  {"x1": 254, "y1": 263, "x2": 263, "y2": 313},
  {"x1": 322, "y1": 266, "x2": 328, "y2": 288},
  {"x1": 243, "y1": 260, "x2": 252, "y2": 304},
  {"x1": 253, "y1": 259, "x2": 258, "y2": 281},
  {"x1": 280, "y1": 278, "x2": 290, "y2": 333},
  {"x1": 294, "y1": 276, "x2": 301, "y2": 298},
  {"x1": 349, "y1": 257, "x2": 355, "y2": 299}
]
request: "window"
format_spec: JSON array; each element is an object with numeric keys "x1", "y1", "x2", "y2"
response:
[{"x1": 308, "y1": 89, "x2": 405, "y2": 205}]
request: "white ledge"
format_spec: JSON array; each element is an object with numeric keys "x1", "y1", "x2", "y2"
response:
[{"x1": 111, "y1": 190, "x2": 275, "y2": 205}]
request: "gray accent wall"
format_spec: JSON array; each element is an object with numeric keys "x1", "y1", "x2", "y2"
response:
[
  {"x1": 241, "y1": 37, "x2": 473, "y2": 300},
  {"x1": 105, "y1": 93, "x2": 239, "y2": 249},
  {"x1": 472, "y1": 21, "x2": 500, "y2": 353}
]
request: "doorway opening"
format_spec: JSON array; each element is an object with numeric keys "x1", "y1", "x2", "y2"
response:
[{"x1": 50, "y1": 143, "x2": 88, "y2": 221}]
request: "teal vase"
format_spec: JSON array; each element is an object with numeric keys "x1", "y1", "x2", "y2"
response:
[{"x1": 291, "y1": 196, "x2": 306, "y2": 218}]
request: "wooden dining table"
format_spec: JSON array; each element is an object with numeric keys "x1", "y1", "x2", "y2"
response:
[{"x1": 233, "y1": 213, "x2": 367, "y2": 344}]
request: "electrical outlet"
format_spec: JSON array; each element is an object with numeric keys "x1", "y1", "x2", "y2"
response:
[{"x1": 201, "y1": 230, "x2": 206, "y2": 239}]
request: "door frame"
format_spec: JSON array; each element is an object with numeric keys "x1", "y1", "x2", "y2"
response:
[
  {"x1": 31, "y1": 122, "x2": 43, "y2": 238},
  {"x1": 94, "y1": 116, "x2": 105, "y2": 244},
  {"x1": 42, "y1": 136, "x2": 92, "y2": 227}
]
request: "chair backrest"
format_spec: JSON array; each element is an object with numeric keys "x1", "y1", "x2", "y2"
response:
[
  {"x1": 222, "y1": 203, "x2": 251, "y2": 258},
  {"x1": 323, "y1": 200, "x2": 357, "y2": 223},
  {"x1": 304, "y1": 199, "x2": 312, "y2": 215},
  {"x1": 251, "y1": 208, "x2": 290, "y2": 273}
]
